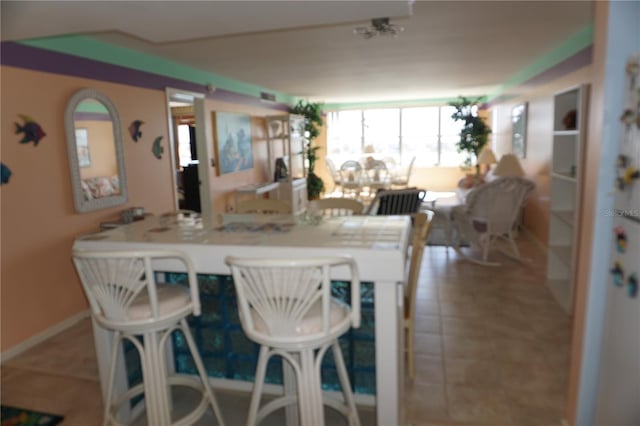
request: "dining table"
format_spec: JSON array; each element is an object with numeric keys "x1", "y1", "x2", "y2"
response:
[{"x1": 73, "y1": 212, "x2": 411, "y2": 425}]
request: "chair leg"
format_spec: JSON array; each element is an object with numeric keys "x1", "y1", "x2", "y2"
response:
[
  {"x1": 103, "y1": 331, "x2": 121, "y2": 426},
  {"x1": 406, "y1": 325, "x2": 415, "y2": 380},
  {"x1": 141, "y1": 331, "x2": 171, "y2": 425},
  {"x1": 507, "y1": 232, "x2": 521, "y2": 259},
  {"x1": 332, "y1": 341, "x2": 361, "y2": 426},
  {"x1": 297, "y1": 348, "x2": 325, "y2": 425},
  {"x1": 247, "y1": 345, "x2": 270, "y2": 426},
  {"x1": 179, "y1": 319, "x2": 226, "y2": 426}
]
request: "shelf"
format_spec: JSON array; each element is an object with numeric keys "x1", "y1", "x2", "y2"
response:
[
  {"x1": 553, "y1": 130, "x2": 579, "y2": 136},
  {"x1": 551, "y1": 171, "x2": 577, "y2": 182},
  {"x1": 551, "y1": 210, "x2": 574, "y2": 226},
  {"x1": 549, "y1": 244, "x2": 572, "y2": 267},
  {"x1": 546, "y1": 83, "x2": 588, "y2": 316}
]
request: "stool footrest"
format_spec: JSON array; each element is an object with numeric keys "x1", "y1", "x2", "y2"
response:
[{"x1": 109, "y1": 375, "x2": 211, "y2": 426}]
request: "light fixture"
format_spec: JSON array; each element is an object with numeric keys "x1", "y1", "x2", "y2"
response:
[
  {"x1": 493, "y1": 154, "x2": 525, "y2": 177},
  {"x1": 353, "y1": 17, "x2": 404, "y2": 39}
]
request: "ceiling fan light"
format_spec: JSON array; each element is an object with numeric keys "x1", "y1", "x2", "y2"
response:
[{"x1": 354, "y1": 17, "x2": 404, "y2": 39}]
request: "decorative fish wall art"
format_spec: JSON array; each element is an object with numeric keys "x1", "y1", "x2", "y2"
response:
[
  {"x1": 128, "y1": 120, "x2": 144, "y2": 142},
  {"x1": 15, "y1": 114, "x2": 46, "y2": 146},
  {"x1": 152, "y1": 136, "x2": 164, "y2": 159},
  {"x1": 1, "y1": 163, "x2": 12, "y2": 185}
]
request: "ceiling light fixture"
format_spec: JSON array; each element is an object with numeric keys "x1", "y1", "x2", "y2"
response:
[{"x1": 353, "y1": 17, "x2": 404, "y2": 39}]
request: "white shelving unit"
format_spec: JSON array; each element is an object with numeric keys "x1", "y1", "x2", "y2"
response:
[
  {"x1": 266, "y1": 114, "x2": 308, "y2": 215},
  {"x1": 547, "y1": 84, "x2": 589, "y2": 314}
]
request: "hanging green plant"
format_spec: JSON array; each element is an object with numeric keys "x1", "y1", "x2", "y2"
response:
[
  {"x1": 449, "y1": 96, "x2": 491, "y2": 175},
  {"x1": 289, "y1": 100, "x2": 325, "y2": 199}
]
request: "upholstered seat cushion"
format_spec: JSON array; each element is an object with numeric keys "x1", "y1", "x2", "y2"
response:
[
  {"x1": 128, "y1": 284, "x2": 191, "y2": 320},
  {"x1": 250, "y1": 298, "x2": 349, "y2": 336}
]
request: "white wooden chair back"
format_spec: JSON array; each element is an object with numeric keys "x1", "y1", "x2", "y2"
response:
[
  {"x1": 326, "y1": 158, "x2": 342, "y2": 185},
  {"x1": 464, "y1": 177, "x2": 534, "y2": 235},
  {"x1": 309, "y1": 198, "x2": 364, "y2": 216},
  {"x1": 365, "y1": 160, "x2": 391, "y2": 192},
  {"x1": 72, "y1": 249, "x2": 200, "y2": 330},
  {"x1": 225, "y1": 257, "x2": 360, "y2": 347},
  {"x1": 391, "y1": 156, "x2": 416, "y2": 188},
  {"x1": 339, "y1": 160, "x2": 364, "y2": 196},
  {"x1": 236, "y1": 198, "x2": 292, "y2": 214}
]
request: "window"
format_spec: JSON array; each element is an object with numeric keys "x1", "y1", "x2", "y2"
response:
[{"x1": 327, "y1": 106, "x2": 466, "y2": 167}]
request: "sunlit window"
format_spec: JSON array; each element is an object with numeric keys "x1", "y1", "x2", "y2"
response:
[
  {"x1": 177, "y1": 125, "x2": 193, "y2": 167},
  {"x1": 327, "y1": 106, "x2": 467, "y2": 167}
]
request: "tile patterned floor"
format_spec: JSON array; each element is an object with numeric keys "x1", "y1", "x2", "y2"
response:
[{"x1": 1, "y1": 235, "x2": 571, "y2": 425}]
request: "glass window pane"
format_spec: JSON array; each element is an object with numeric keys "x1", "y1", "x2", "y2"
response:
[
  {"x1": 402, "y1": 136, "x2": 438, "y2": 167},
  {"x1": 327, "y1": 110, "x2": 362, "y2": 162},
  {"x1": 363, "y1": 109, "x2": 399, "y2": 154},
  {"x1": 439, "y1": 135, "x2": 467, "y2": 167}
]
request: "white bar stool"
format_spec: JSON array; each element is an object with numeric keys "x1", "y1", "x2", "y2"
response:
[
  {"x1": 225, "y1": 256, "x2": 362, "y2": 426},
  {"x1": 72, "y1": 249, "x2": 226, "y2": 426}
]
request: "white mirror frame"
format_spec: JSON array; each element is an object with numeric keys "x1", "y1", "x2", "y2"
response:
[{"x1": 65, "y1": 88, "x2": 128, "y2": 213}]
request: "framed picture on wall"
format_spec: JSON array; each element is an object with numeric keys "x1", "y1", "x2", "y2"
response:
[
  {"x1": 212, "y1": 112, "x2": 254, "y2": 175},
  {"x1": 511, "y1": 103, "x2": 528, "y2": 159},
  {"x1": 75, "y1": 128, "x2": 91, "y2": 167}
]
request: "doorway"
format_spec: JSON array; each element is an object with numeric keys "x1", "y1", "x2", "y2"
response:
[{"x1": 165, "y1": 88, "x2": 207, "y2": 214}]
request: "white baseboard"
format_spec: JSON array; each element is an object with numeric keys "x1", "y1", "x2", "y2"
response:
[{"x1": 1, "y1": 310, "x2": 90, "y2": 364}]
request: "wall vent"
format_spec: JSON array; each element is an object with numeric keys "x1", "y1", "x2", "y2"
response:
[{"x1": 260, "y1": 92, "x2": 276, "y2": 102}]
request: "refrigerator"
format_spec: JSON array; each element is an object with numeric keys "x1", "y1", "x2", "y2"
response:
[{"x1": 595, "y1": 53, "x2": 640, "y2": 425}]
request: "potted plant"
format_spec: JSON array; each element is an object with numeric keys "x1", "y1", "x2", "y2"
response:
[
  {"x1": 290, "y1": 100, "x2": 325, "y2": 200},
  {"x1": 449, "y1": 96, "x2": 492, "y2": 176}
]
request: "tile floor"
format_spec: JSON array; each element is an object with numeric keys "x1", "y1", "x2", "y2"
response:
[{"x1": 1, "y1": 236, "x2": 571, "y2": 426}]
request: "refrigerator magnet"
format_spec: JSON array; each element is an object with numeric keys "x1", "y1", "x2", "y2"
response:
[
  {"x1": 614, "y1": 226, "x2": 627, "y2": 253},
  {"x1": 611, "y1": 261, "x2": 624, "y2": 287}
]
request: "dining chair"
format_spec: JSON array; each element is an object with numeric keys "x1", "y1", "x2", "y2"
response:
[
  {"x1": 450, "y1": 176, "x2": 535, "y2": 265},
  {"x1": 225, "y1": 256, "x2": 362, "y2": 426},
  {"x1": 325, "y1": 158, "x2": 343, "y2": 195},
  {"x1": 404, "y1": 211, "x2": 433, "y2": 379},
  {"x1": 236, "y1": 198, "x2": 292, "y2": 214},
  {"x1": 72, "y1": 249, "x2": 226, "y2": 426},
  {"x1": 366, "y1": 187, "x2": 427, "y2": 216},
  {"x1": 364, "y1": 160, "x2": 391, "y2": 197},
  {"x1": 339, "y1": 160, "x2": 364, "y2": 199},
  {"x1": 391, "y1": 156, "x2": 416, "y2": 189},
  {"x1": 309, "y1": 197, "x2": 364, "y2": 216}
]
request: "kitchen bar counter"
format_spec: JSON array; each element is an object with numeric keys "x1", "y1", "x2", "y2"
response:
[{"x1": 74, "y1": 212, "x2": 410, "y2": 425}]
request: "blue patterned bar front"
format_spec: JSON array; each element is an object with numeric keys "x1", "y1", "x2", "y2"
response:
[{"x1": 125, "y1": 273, "x2": 376, "y2": 396}]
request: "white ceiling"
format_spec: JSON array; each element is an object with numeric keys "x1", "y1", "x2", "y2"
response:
[{"x1": 2, "y1": 1, "x2": 594, "y2": 104}]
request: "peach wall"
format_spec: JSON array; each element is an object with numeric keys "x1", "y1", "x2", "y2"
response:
[
  {"x1": 1, "y1": 66, "x2": 176, "y2": 351},
  {"x1": 490, "y1": 66, "x2": 592, "y2": 244},
  {"x1": 1, "y1": 66, "x2": 284, "y2": 352}
]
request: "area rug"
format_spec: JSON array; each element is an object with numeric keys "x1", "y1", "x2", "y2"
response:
[{"x1": 1, "y1": 405, "x2": 63, "y2": 426}]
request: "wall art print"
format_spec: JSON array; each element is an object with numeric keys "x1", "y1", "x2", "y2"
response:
[{"x1": 212, "y1": 112, "x2": 253, "y2": 175}]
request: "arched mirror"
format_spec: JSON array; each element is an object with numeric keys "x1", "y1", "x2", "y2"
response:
[{"x1": 65, "y1": 88, "x2": 128, "y2": 212}]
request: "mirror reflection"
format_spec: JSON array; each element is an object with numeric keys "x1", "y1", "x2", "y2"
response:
[
  {"x1": 74, "y1": 99, "x2": 121, "y2": 200},
  {"x1": 65, "y1": 88, "x2": 127, "y2": 213}
]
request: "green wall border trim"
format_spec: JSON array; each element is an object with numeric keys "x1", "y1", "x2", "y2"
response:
[
  {"x1": 487, "y1": 24, "x2": 594, "y2": 101},
  {"x1": 19, "y1": 35, "x2": 296, "y2": 105}
]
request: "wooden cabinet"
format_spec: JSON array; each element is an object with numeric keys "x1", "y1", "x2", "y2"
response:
[
  {"x1": 547, "y1": 84, "x2": 589, "y2": 314},
  {"x1": 266, "y1": 114, "x2": 308, "y2": 214}
]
